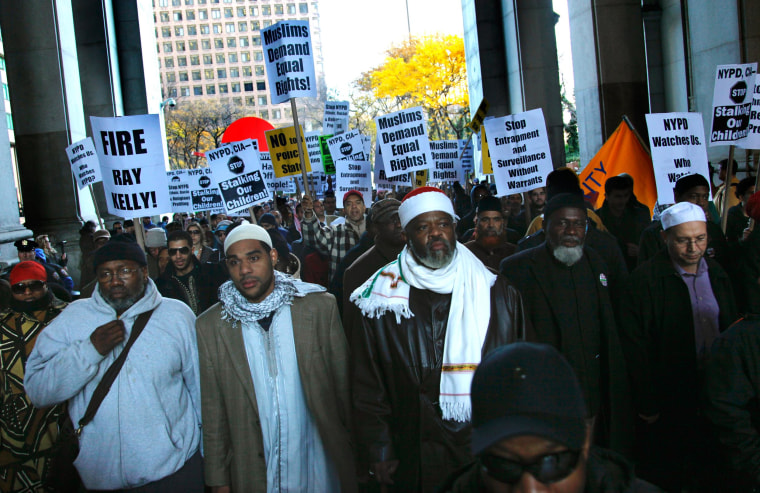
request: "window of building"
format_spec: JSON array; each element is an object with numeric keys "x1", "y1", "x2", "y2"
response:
[
  {"x1": 287, "y1": 4, "x2": 296, "y2": 14},
  {"x1": 159, "y1": 0, "x2": 169, "y2": 6},
  {"x1": 243, "y1": 66, "x2": 253, "y2": 76},
  {"x1": 258, "y1": 95, "x2": 267, "y2": 105},
  {"x1": 190, "y1": 55, "x2": 200, "y2": 65},
  {"x1": 217, "y1": 68, "x2": 227, "y2": 79},
  {"x1": 240, "y1": 52, "x2": 251, "y2": 62},
  {"x1": 205, "y1": 69, "x2": 214, "y2": 79},
  {"x1": 231, "y1": 82, "x2": 241, "y2": 93},
  {"x1": 253, "y1": 51, "x2": 263, "y2": 61},
  {"x1": 161, "y1": 27, "x2": 172, "y2": 37},
  {"x1": 254, "y1": 65, "x2": 264, "y2": 76},
  {"x1": 6, "y1": 114, "x2": 13, "y2": 131},
  {"x1": 192, "y1": 70, "x2": 202, "y2": 80},
  {"x1": 179, "y1": 71, "x2": 189, "y2": 81},
  {"x1": 224, "y1": 7, "x2": 233, "y2": 17},
  {"x1": 185, "y1": 0, "x2": 194, "y2": 5},
  {"x1": 237, "y1": 6, "x2": 246, "y2": 16},
  {"x1": 197, "y1": 0, "x2": 206, "y2": 3},
  {"x1": 244, "y1": 82, "x2": 254, "y2": 91},
  {"x1": 272, "y1": 109, "x2": 281, "y2": 119},
  {"x1": 216, "y1": 53, "x2": 225, "y2": 63},
  {"x1": 200, "y1": 24, "x2": 210, "y2": 34},
  {"x1": 168, "y1": 87, "x2": 178, "y2": 97},
  {"x1": 203, "y1": 54, "x2": 213, "y2": 64},
  {"x1": 263, "y1": 20, "x2": 272, "y2": 28},
  {"x1": 228, "y1": 53, "x2": 238, "y2": 63},
  {"x1": 238, "y1": 22, "x2": 247, "y2": 32},
  {"x1": 227, "y1": 37, "x2": 236, "y2": 47},
  {"x1": 214, "y1": 38, "x2": 224, "y2": 48},
  {"x1": 211, "y1": 8, "x2": 221, "y2": 18},
  {"x1": 166, "y1": 72, "x2": 176, "y2": 82},
  {"x1": 165, "y1": 57, "x2": 175, "y2": 67},
  {"x1": 219, "y1": 84, "x2": 229, "y2": 94},
  {"x1": 256, "y1": 81, "x2": 266, "y2": 90},
  {"x1": 173, "y1": 11, "x2": 183, "y2": 21},
  {"x1": 261, "y1": 5, "x2": 271, "y2": 15},
  {"x1": 172, "y1": 0, "x2": 181, "y2": 6},
  {"x1": 189, "y1": 40, "x2": 198, "y2": 50},
  {"x1": 251, "y1": 21, "x2": 260, "y2": 31},
  {"x1": 213, "y1": 24, "x2": 222, "y2": 34},
  {"x1": 225, "y1": 23, "x2": 235, "y2": 33},
  {"x1": 160, "y1": 11, "x2": 170, "y2": 22},
  {"x1": 259, "y1": 110, "x2": 268, "y2": 119},
  {"x1": 274, "y1": 4, "x2": 283, "y2": 15},
  {"x1": 187, "y1": 25, "x2": 197, "y2": 35},
  {"x1": 186, "y1": 10, "x2": 196, "y2": 20},
  {"x1": 239, "y1": 36, "x2": 249, "y2": 47},
  {"x1": 252, "y1": 36, "x2": 261, "y2": 46},
  {"x1": 163, "y1": 42, "x2": 173, "y2": 52},
  {"x1": 249, "y1": 6, "x2": 258, "y2": 15},
  {"x1": 206, "y1": 84, "x2": 216, "y2": 95},
  {"x1": 181, "y1": 86, "x2": 190, "y2": 96},
  {"x1": 201, "y1": 38, "x2": 211, "y2": 49},
  {"x1": 230, "y1": 67, "x2": 240, "y2": 77},
  {"x1": 176, "y1": 41, "x2": 186, "y2": 51},
  {"x1": 198, "y1": 9, "x2": 208, "y2": 19},
  {"x1": 233, "y1": 97, "x2": 242, "y2": 106},
  {"x1": 299, "y1": 3, "x2": 308, "y2": 13},
  {"x1": 246, "y1": 96, "x2": 255, "y2": 106},
  {"x1": 177, "y1": 56, "x2": 187, "y2": 66}
]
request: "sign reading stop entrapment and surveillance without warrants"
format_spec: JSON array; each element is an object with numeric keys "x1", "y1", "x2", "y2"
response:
[{"x1": 261, "y1": 20, "x2": 317, "y2": 104}]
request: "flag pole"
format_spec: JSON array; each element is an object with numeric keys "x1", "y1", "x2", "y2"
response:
[
  {"x1": 290, "y1": 97, "x2": 311, "y2": 198},
  {"x1": 720, "y1": 145, "x2": 736, "y2": 233},
  {"x1": 622, "y1": 115, "x2": 651, "y2": 156}
]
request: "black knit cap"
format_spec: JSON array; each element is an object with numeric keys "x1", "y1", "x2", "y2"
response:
[
  {"x1": 543, "y1": 192, "x2": 588, "y2": 220},
  {"x1": 476, "y1": 196, "x2": 502, "y2": 214},
  {"x1": 92, "y1": 235, "x2": 147, "y2": 269},
  {"x1": 471, "y1": 342, "x2": 587, "y2": 455}
]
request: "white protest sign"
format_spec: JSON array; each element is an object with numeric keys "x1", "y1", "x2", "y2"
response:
[
  {"x1": 335, "y1": 159, "x2": 372, "y2": 208},
  {"x1": 207, "y1": 139, "x2": 269, "y2": 214},
  {"x1": 305, "y1": 130, "x2": 324, "y2": 172},
  {"x1": 66, "y1": 137, "x2": 102, "y2": 189},
  {"x1": 460, "y1": 138, "x2": 474, "y2": 173},
  {"x1": 167, "y1": 169, "x2": 192, "y2": 212},
  {"x1": 483, "y1": 108, "x2": 553, "y2": 196},
  {"x1": 646, "y1": 112, "x2": 710, "y2": 204},
  {"x1": 261, "y1": 20, "x2": 316, "y2": 104},
  {"x1": 323, "y1": 101, "x2": 349, "y2": 134},
  {"x1": 709, "y1": 63, "x2": 757, "y2": 146},
  {"x1": 375, "y1": 106, "x2": 433, "y2": 177},
  {"x1": 327, "y1": 130, "x2": 367, "y2": 162},
  {"x1": 90, "y1": 114, "x2": 171, "y2": 217},
  {"x1": 742, "y1": 74, "x2": 760, "y2": 150},
  {"x1": 260, "y1": 151, "x2": 297, "y2": 194},
  {"x1": 374, "y1": 146, "x2": 412, "y2": 188},
  {"x1": 430, "y1": 140, "x2": 464, "y2": 183},
  {"x1": 187, "y1": 167, "x2": 225, "y2": 212}
]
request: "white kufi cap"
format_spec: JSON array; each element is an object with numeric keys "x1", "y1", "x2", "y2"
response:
[
  {"x1": 661, "y1": 201, "x2": 706, "y2": 230},
  {"x1": 224, "y1": 223, "x2": 272, "y2": 254}
]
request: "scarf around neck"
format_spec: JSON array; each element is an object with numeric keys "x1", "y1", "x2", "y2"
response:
[
  {"x1": 351, "y1": 243, "x2": 497, "y2": 422},
  {"x1": 219, "y1": 270, "x2": 325, "y2": 327}
]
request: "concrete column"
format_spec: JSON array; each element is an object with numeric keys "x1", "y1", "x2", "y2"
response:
[
  {"x1": 0, "y1": 106, "x2": 32, "y2": 265},
  {"x1": 643, "y1": 3, "x2": 666, "y2": 113}
]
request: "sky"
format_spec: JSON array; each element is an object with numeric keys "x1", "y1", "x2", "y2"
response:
[{"x1": 318, "y1": 0, "x2": 575, "y2": 104}]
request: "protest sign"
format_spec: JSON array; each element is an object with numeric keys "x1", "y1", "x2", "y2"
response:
[
  {"x1": 480, "y1": 127, "x2": 493, "y2": 175},
  {"x1": 67, "y1": 137, "x2": 102, "y2": 189},
  {"x1": 375, "y1": 106, "x2": 433, "y2": 177},
  {"x1": 460, "y1": 138, "x2": 474, "y2": 173},
  {"x1": 207, "y1": 139, "x2": 269, "y2": 214},
  {"x1": 334, "y1": 159, "x2": 372, "y2": 208},
  {"x1": 261, "y1": 20, "x2": 316, "y2": 104},
  {"x1": 327, "y1": 130, "x2": 367, "y2": 162},
  {"x1": 709, "y1": 63, "x2": 757, "y2": 146},
  {"x1": 319, "y1": 135, "x2": 335, "y2": 174},
  {"x1": 483, "y1": 108, "x2": 553, "y2": 196},
  {"x1": 305, "y1": 130, "x2": 323, "y2": 172},
  {"x1": 260, "y1": 151, "x2": 297, "y2": 194},
  {"x1": 167, "y1": 169, "x2": 191, "y2": 212},
  {"x1": 90, "y1": 114, "x2": 171, "y2": 216},
  {"x1": 414, "y1": 170, "x2": 428, "y2": 188},
  {"x1": 646, "y1": 112, "x2": 710, "y2": 204},
  {"x1": 430, "y1": 140, "x2": 463, "y2": 183},
  {"x1": 187, "y1": 167, "x2": 224, "y2": 212},
  {"x1": 374, "y1": 146, "x2": 412, "y2": 188},
  {"x1": 265, "y1": 125, "x2": 311, "y2": 178},
  {"x1": 742, "y1": 74, "x2": 760, "y2": 150},
  {"x1": 323, "y1": 100, "x2": 349, "y2": 134},
  {"x1": 468, "y1": 99, "x2": 489, "y2": 132}
]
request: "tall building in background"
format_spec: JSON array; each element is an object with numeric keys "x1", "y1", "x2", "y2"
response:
[{"x1": 152, "y1": 0, "x2": 325, "y2": 126}]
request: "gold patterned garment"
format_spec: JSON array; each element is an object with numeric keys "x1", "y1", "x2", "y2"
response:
[{"x1": 0, "y1": 298, "x2": 68, "y2": 492}]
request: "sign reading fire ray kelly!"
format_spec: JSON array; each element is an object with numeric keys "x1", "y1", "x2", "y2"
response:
[
  {"x1": 375, "y1": 106, "x2": 433, "y2": 178},
  {"x1": 90, "y1": 114, "x2": 171, "y2": 216},
  {"x1": 483, "y1": 109, "x2": 553, "y2": 196},
  {"x1": 206, "y1": 139, "x2": 269, "y2": 215},
  {"x1": 261, "y1": 20, "x2": 316, "y2": 104}
]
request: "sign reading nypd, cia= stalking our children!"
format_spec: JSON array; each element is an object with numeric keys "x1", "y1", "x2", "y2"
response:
[
  {"x1": 90, "y1": 114, "x2": 171, "y2": 217},
  {"x1": 710, "y1": 62, "x2": 757, "y2": 146},
  {"x1": 483, "y1": 108, "x2": 553, "y2": 196},
  {"x1": 206, "y1": 139, "x2": 269, "y2": 215},
  {"x1": 188, "y1": 167, "x2": 225, "y2": 212},
  {"x1": 375, "y1": 106, "x2": 433, "y2": 178},
  {"x1": 261, "y1": 20, "x2": 316, "y2": 104},
  {"x1": 327, "y1": 130, "x2": 367, "y2": 163}
]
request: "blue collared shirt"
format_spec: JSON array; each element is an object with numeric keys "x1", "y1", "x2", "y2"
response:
[{"x1": 673, "y1": 257, "x2": 720, "y2": 364}]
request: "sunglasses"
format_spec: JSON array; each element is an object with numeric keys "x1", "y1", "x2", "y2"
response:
[
  {"x1": 480, "y1": 450, "x2": 580, "y2": 485},
  {"x1": 11, "y1": 280, "x2": 46, "y2": 294},
  {"x1": 188, "y1": 230, "x2": 202, "y2": 235},
  {"x1": 215, "y1": 231, "x2": 227, "y2": 237},
  {"x1": 168, "y1": 246, "x2": 191, "y2": 256}
]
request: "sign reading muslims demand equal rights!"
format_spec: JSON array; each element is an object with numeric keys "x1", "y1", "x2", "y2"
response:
[
  {"x1": 375, "y1": 106, "x2": 433, "y2": 178},
  {"x1": 261, "y1": 20, "x2": 316, "y2": 104}
]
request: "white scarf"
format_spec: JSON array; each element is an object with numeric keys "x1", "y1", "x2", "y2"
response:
[{"x1": 351, "y1": 243, "x2": 496, "y2": 421}]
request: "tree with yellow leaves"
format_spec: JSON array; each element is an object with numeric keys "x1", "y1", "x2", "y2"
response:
[{"x1": 354, "y1": 34, "x2": 469, "y2": 140}]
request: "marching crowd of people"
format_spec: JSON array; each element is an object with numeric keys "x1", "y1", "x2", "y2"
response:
[{"x1": 1, "y1": 163, "x2": 760, "y2": 493}]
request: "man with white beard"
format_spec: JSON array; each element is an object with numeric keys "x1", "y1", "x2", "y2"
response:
[{"x1": 500, "y1": 192, "x2": 632, "y2": 455}]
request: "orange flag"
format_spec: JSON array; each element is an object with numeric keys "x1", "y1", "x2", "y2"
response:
[{"x1": 578, "y1": 119, "x2": 657, "y2": 217}]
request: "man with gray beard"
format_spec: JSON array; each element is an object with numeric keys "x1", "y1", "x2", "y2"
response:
[{"x1": 500, "y1": 193, "x2": 632, "y2": 455}]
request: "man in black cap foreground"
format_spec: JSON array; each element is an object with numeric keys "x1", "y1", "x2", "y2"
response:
[
  {"x1": 440, "y1": 342, "x2": 661, "y2": 492},
  {"x1": 465, "y1": 196, "x2": 517, "y2": 270},
  {"x1": 501, "y1": 193, "x2": 631, "y2": 455}
]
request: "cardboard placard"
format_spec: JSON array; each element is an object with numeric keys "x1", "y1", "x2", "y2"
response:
[
  {"x1": 375, "y1": 106, "x2": 433, "y2": 177},
  {"x1": 261, "y1": 20, "x2": 316, "y2": 104},
  {"x1": 66, "y1": 137, "x2": 102, "y2": 189},
  {"x1": 207, "y1": 139, "x2": 269, "y2": 214},
  {"x1": 709, "y1": 63, "x2": 757, "y2": 146}
]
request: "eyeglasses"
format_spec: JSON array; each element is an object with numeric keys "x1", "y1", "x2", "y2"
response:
[
  {"x1": 97, "y1": 267, "x2": 139, "y2": 282},
  {"x1": 11, "y1": 280, "x2": 46, "y2": 295},
  {"x1": 480, "y1": 450, "x2": 580, "y2": 485},
  {"x1": 215, "y1": 231, "x2": 227, "y2": 238},
  {"x1": 168, "y1": 246, "x2": 191, "y2": 256},
  {"x1": 188, "y1": 230, "x2": 202, "y2": 236}
]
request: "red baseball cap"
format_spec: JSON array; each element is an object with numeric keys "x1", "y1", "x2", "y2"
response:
[
  {"x1": 343, "y1": 190, "x2": 363, "y2": 202},
  {"x1": 10, "y1": 261, "x2": 47, "y2": 285}
]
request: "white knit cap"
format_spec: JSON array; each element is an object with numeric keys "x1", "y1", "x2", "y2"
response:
[
  {"x1": 398, "y1": 186, "x2": 457, "y2": 229},
  {"x1": 145, "y1": 228, "x2": 167, "y2": 248},
  {"x1": 661, "y1": 201, "x2": 706, "y2": 230},
  {"x1": 223, "y1": 223, "x2": 273, "y2": 254}
]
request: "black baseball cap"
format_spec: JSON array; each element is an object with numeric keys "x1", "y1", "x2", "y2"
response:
[{"x1": 471, "y1": 342, "x2": 587, "y2": 455}]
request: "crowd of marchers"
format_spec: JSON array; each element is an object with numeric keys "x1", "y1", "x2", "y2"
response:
[{"x1": 1, "y1": 159, "x2": 760, "y2": 493}]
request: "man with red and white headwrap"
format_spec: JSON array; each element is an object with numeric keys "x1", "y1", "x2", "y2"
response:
[{"x1": 350, "y1": 186, "x2": 526, "y2": 492}]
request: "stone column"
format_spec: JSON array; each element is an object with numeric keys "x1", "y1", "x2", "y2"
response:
[{"x1": 0, "y1": 110, "x2": 32, "y2": 265}]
